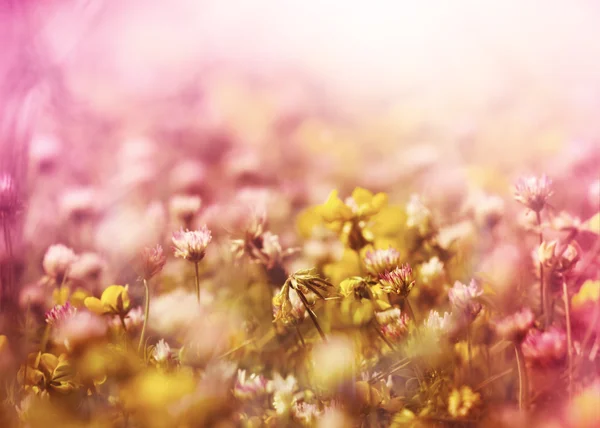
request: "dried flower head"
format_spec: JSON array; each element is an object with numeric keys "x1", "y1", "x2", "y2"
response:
[
  {"x1": 172, "y1": 226, "x2": 212, "y2": 263},
  {"x1": 521, "y1": 327, "x2": 566, "y2": 367},
  {"x1": 513, "y1": 174, "x2": 553, "y2": 212},
  {"x1": 379, "y1": 264, "x2": 415, "y2": 296},
  {"x1": 42, "y1": 244, "x2": 77, "y2": 283},
  {"x1": 494, "y1": 308, "x2": 534, "y2": 342},
  {"x1": 233, "y1": 369, "x2": 268, "y2": 400},
  {"x1": 140, "y1": 245, "x2": 166, "y2": 280},
  {"x1": 363, "y1": 247, "x2": 401, "y2": 276},
  {"x1": 45, "y1": 302, "x2": 77, "y2": 326}
]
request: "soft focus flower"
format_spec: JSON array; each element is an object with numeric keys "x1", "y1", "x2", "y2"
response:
[
  {"x1": 375, "y1": 308, "x2": 409, "y2": 341},
  {"x1": 42, "y1": 244, "x2": 77, "y2": 283},
  {"x1": 53, "y1": 311, "x2": 108, "y2": 350},
  {"x1": 419, "y1": 256, "x2": 444, "y2": 284},
  {"x1": 149, "y1": 288, "x2": 206, "y2": 336},
  {"x1": 521, "y1": 327, "x2": 566, "y2": 367},
  {"x1": 233, "y1": 369, "x2": 268, "y2": 400},
  {"x1": 424, "y1": 310, "x2": 452, "y2": 332},
  {"x1": 293, "y1": 401, "x2": 322, "y2": 425},
  {"x1": 45, "y1": 302, "x2": 77, "y2": 326},
  {"x1": 572, "y1": 280, "x2": 600, "y2": 309},
  {"x1": 172, "y1": 227, "x2": 212, "y2": 262},
  {"x1": 379, "y1": 264, "x2": 415, "y2": 296},
  {"x1": 69, "y1": 252, "x2": 106, "y2": 282},
  {"x1": 152, "y1": 339, "x2": 173, "y2": 363},
  {"x1": 405, "y1": 194, "x2": 431, "y2": 235},
  {"x1": 449, "y1": 280, "x2": 483, "y2": 320},
  {"x1": 566, "y1": 382, "x2": 600, "y2": 428},
  {"x1": 60, "y1": 187, "x2": 97, "y2": 221},
  {"x1": 140, "y1": 244, "x2": 166, "y2": 280},
  {"x1": 311, "y1": 336, "x2": 356, "y2": 390},
  {"x1": 363, "y1": 247, "x2": 401, "y2": 276},
  {"x1": 268, "y1": 374, "x2": 299, "y2": 415},
  {"x1": 473, "y1": 193, "x2": 505, "y2": 228},
  {"x1": 448, "y1": 386, "x2": 480, "y2": 418},
  {"x1": 513, "y1": 175, "x2": 553, "y2": 212},
  {"x1": 169, "y1": 194, "x2": 201, "y2": 225},
  {"x1": 84, "y1": 285, "x2": 131, "y2": 317},
  {"x1": 494, "y1": 308, "x2": 534, "y2": 342}
]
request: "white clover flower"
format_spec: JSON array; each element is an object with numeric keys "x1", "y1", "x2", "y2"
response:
[{"x1": 419, "y1": 257, "x2": 444, "y2": 284}]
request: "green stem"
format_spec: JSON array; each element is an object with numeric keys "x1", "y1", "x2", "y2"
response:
[
  {"x1": 467, "y1": 324, "x2": 473, "y2": 379},
  {"x1": 404, "y1": 298, "x2": 418, "y2": 324},
  {"x1": 562, "y1": 280, "x2": 573, "y2": 400},
  {"x1": 194, "y1": 262, "x2": 200, "y2": 303},
  {"x1": 514, "y1": 343, "x2": 529, "y2": 410},
  {"x1": 138, "y1": 279, "x2": 150, "y2": 353}
]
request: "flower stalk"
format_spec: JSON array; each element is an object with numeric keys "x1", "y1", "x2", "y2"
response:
[
  {"x1": 562, "y1": 280, "x2": 573, "y2": 400},
  {"x1": 138, "y1": 279, "x2": 150, "y2": 353}
]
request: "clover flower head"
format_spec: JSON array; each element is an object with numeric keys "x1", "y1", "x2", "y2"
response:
[
  {"x1": 45, "y1": 302, "x2": 77, "y2": 326},
  {"x1": 375, "y1": 308, "x2": 409, "y2": 341},
  {"x1": 172, "y1": 226, "x2": 212, "y2": 262},
  {"x1": 494, "y1": 308, "x2": 534, "y2": 342},
  {"x1": 141, "y1": 244, "x2": 166, "y2": 280},
  {"x1": 424, "y1": 310, "x2": 452, "y2": 332},
  {"x1": 268, "y1": 373, "x2": 299, "y2": 415},
  {"x1": 521, "y1": 327, "x2": 566, "y2": 367},
  {"x1": 293, "y1": 401, "x2": 322, "y2": 425},
  {"x1": 42, "y1": 244, "x2": 77, "y2": 282},
  {"x1": 364, "y1": 247, "x2": 401, "y2": 276},
  {"x1": 513, "y1": 174, "x2": 553, "y2": 212},
  {"x1": 379, "y1": 264, "x2": 414, "y2": 296},
  {"x1": 152, "y1": 339, "x2": 173, "y2": 363},
  {"x1": 233, "y1": 369, "x2": 268, "y2": 400},
  {"x1": 449, "y1": 280, "x2": 483, "y2": 309}
]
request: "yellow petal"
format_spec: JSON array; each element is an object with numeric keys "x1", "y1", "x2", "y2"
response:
[
  {"x1": 100, "y1": 285, "x2": 131, "y2": 313},
  {"x1": 351, "y1": 187, "x2": 375, "y2": 206},
  {"x1": 84, "y1": 297, "x2": 107, "y2": 315}
]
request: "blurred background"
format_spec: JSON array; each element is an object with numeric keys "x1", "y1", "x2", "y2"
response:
[{"x1": 1, "y1": 0, "x2": 599, "y2": 299}]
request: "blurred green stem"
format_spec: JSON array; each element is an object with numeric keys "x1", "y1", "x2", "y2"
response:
[
  {"x1": 562, "y1": 280, "x2": 573, "y2": 400},
  {"x1": 194, "y1": 262, "x2": 200, "y2": 303},
  {"x1": 514, "y1": 343, "x2": 528, "y2": 410},
  {"x1": 138, "y1": 279, "x2": 150, "y2": 353}
]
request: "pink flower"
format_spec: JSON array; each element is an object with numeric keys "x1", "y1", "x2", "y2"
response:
[
  {"x1": 449, "y1": 280, "x2": 483, "y2": 321},
  {"x1": 45, "y1": 302, "x2": 78, "y2": 326},
  {"x1": 513, "y1": 175, "x2": 553, "y2": 212},
  {"x1": 152, "y1": 339, "x2": 173, "y2": 363},
  {"x1": 233, "y1": 369, "x2": 268, "y2": 400},
  {"x1": 42, "y1": 244, "x2": 77, "y2": 283},
  {"x1": 364, "y1": 247, "x2": 401, "y2": 276},
  {"x1": 53, "y1": 311, "x2": 108, "y2": 350},
  {"x1": 379, "y1": 264, "x2": 414, "y2": 296},
  {"x1": 140, "y1": 244, "x2": 166, "y2": 280},
  {"x1": 375, "y1": 308, "x2": 409, "y2": 341},
  {"x1": 521, "y1": 327, "x2": 566, "y2": 367},
  {"x1": 494, "y1": 308, "x2": 534, "y2": 342},
  {"x1": 69, "y1": 252, "x2": 106, "y2": 282},
  {"x1": 169, "y1": 194, "x2": 201, "y2": 225},
  {"x1": 172, "y1": 227, "x2": 212, "y2": 262}
]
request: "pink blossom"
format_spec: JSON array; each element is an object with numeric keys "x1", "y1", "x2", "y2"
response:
[
  {"x1": 172, "y1": 227, "x2": 212, "y2": 262},
  {"x1": 363, "y1": 247, "x2": 401, "y2": 276},
  {"x1": 513, "y1": 175, "x2": 553, "y2": 212}
]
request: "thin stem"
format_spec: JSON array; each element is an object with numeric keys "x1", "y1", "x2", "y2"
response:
[
  {"x1": 194, "y1": 262, "x2": 200, "y2": 303},
  {"x1": 296, "y1": 289, "x2": 327, "y2": 341},
  {"x1": 514, "y1": 343, "x2": 529, "y2": 411},
  {"x1": 372, "y1": 322, "x2": 395, "y2": 351},
  {"x1": 536, "y1": 211, "x2": 547, "y2": 323},
  {"x1": 119, "y1": 314, "x2": 128, "y2": 334},
  {"x1": 295, "y1": 325, "x2": 306, "y2": 348},
  {"x1": 404, "y1": 298, "x2": 417, "y2": 324},
  {"x1": 138, "y1": 279, "x2": 150, "y2": 353},
  {"x1": 562, "y1": 280, "x2": 573, "y2": 400},
  {"x1": 467, "y1": 324, "x2": 473, "y2": 379}
]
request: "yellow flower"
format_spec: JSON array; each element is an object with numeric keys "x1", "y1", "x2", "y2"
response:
[
  {"x1": 448, "y1": 386, "x2": 480, "y2": 418},
  {"x1": 84, "y1": 285, "x2": 131, "y2": 316},
  {"x1": 572, "y1": 280, "x2": 600, "y2": 309},
  {"x1": 317, "y1": 188, "x2": 387, "y2": 251},
  {"x1": 52, "y1": 285, "x2": 89, "y2": 308},
  {"x1": 18, "y1": 352, "x2": 76, "y2": 395}
]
